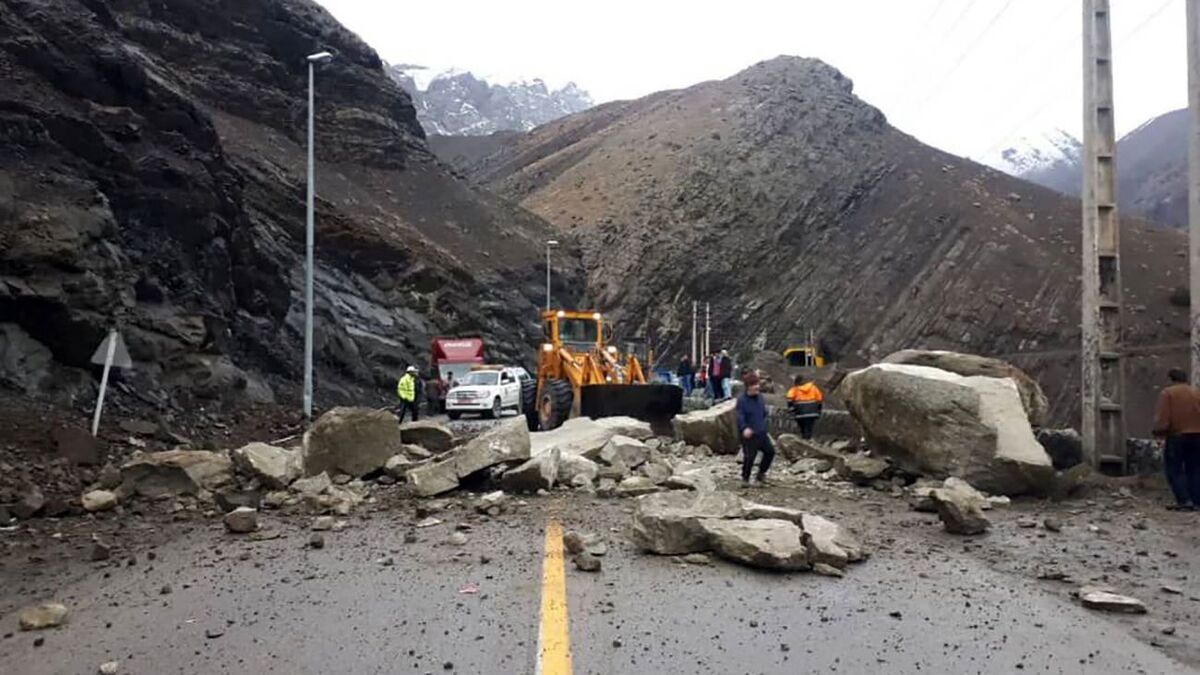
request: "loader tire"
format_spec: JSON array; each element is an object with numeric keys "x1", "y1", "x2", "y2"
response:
[
  {"x1": 521, "y1": 379, "x2": 539, "y2": 431},
  {"x1": 538, "y1": 379, "x2": 574, "y2": 431}
]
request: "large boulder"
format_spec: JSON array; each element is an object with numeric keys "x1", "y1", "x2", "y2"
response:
[
  {"x1": 590, "y1": 416, "x2": 655, "y2": 440},
  {"x1": 631, "y1": 491, "x2": 746, "y2": 554},
  {"x1": 698, "y1": 518, "x2": 810, "y2": 571},
  {"x1": 777, "y1": 434, "x2": 845, "y2": 463},
  {"x1": 531, "y1": 417, "x2": 624, "y2": 458},
  {"x1": 499, "y1": 449, "x2": 560, "y2": 493},
  {"x1": 882, "y1": 350, "x2": 1049, "y2": 427},
  {"x1": 599, "y1": 435, "x2": 651, "y2": 468},
  {"x1": 930, "y1": 487, "x2": 991, "y2": 535},
  {"x1": 841, "y1": 364, "x2": 1053, "y2": 495},
  {"x1": 121, "y1": 450, "x2": 234, "y2": 498},
  {"x1": 672, "y1": 400, "x2": 739, "y2": 455},
  {"x1": 556, "y1": 453, "x2": 600, "y2": 485},
  {"x1": 399, "y1": 421, "x2": 455, "y2": 454},
  {"x1": 232, "y1": 442, "x2": 301, "y2": 489},
  {"x1": 631, "y1": 491, "x2": 867, "y2": 574},
  {"x1": 407, "y1": 418, "x2": 531, "y2": 497},
  {"x1": 302, "y1": 407, "x2": 407, "y2": 477},
  {"x1": 801, "y1": 513, "x2": 866, "y2": 568}
]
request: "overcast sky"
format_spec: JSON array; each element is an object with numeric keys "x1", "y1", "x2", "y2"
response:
[{"x1": 317, "y1": 0, "x2": 1187, "y2": 165}]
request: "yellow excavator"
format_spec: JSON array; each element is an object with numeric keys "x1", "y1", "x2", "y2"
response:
[{"x1": 525, "y1": 309, "x2": 682, "y2": 430}]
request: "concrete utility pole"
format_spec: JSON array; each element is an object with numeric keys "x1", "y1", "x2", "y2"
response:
[
  {"x1": 691, "y1": 301, "x2": 698, "y2": 364},
  {"x1": 545, "y1": 240, "x2": 558, "y2": 311},
  {"x1": 304, "y1": 50, "x2": 333, "y2": 421},
  {"x1": 1080, "y1": 0, "x2": 1126, "y2": 471},
  {"x1": 705, "y1": 303, "x2": 711, "y2": 356},
  {"x1": 1189, "y1": 0, "x2": 1200, "y2": 384}
]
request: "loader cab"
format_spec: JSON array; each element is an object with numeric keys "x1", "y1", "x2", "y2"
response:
[{"x1": 542, "y1": 310, "x2": 605, "y2": 351}]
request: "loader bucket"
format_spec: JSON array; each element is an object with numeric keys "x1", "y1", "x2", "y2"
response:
[{"x1": 579, "y1": 383, "x2": 683, "y2": 424}]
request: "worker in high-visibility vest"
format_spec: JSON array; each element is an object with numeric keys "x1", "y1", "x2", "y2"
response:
[
  {"x1": 787, "y1": 375, "x2": 824, "y2": 439},
  {"x1": 396, "y1": 365, "x2": 422, "y2": 423}
]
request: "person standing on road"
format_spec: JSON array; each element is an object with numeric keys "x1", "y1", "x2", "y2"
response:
[
  {"x1": 787, "y1": 375, "x2": 824, "y2": 440},
  {"x1": 396, "y1": 365, "x2": 422, "y2": 423},
  {"x1": 425, "y1": 371, "x2": 444, "y2": 416},
  {"x1": 709, "y1": 351, "x2": 726, "y2": 401},
  {"x1": 677, "y1": 356, "x2": 695, "y2": 396},
  {"x1": 736, "y1": 372, "x2": 774, "y2": 486},
  {"x1": 1153, "y1": 368, "x2": 1200, "y2": 510},
  {"x1": 718, "y1": 349, "x2": 733, "y2": 400}
]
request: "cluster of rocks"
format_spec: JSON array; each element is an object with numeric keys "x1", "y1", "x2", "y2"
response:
[
  {"x1": 406, "y1": 413, "x2": 732, "y2": 499},
  {"x1": 631, "y1": 491, "x2": 866, "y2": 576}
]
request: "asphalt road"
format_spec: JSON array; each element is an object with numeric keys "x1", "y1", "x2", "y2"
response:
[{"x1": 2, "y1": 489, "x2": 1197, "y2": 675}]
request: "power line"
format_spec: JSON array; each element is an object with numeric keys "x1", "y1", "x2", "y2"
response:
[
  {"x1": 974, "y1": 0, "x2": 1180, "y2": 160},
  {"x1": 912, "y1": 0, "x2": 1021, "y2": 113}
]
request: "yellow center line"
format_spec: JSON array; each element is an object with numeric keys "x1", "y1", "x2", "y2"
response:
[{"x1": 537, "y1": 518, "x2": 573, "y2": 675}]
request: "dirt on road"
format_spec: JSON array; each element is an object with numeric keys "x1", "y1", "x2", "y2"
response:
[{"x1": 2, "y1": 459, "x2": 1199, "y2": 675}]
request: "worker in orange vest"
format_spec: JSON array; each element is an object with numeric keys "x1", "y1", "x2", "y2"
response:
[{"x1": 787, "y1": 375, "x2": 824, "y2": 439}]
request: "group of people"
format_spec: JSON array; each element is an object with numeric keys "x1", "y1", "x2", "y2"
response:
[{"x1": 676, "y1": 350, "x2": 734, "y2": 400}]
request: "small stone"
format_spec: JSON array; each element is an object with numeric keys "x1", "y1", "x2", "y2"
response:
[
  {"x1": 813, "y1": 563, "x2": 845, "y2": 578},
  {"x1": 563, "y1": 531, "x2": 586, "y2": 555},
  {"x1": 888, "y1": 610, "x2": 902, "y2": 619},
  {"x1": 1043, "y1": 517, "x2": 1063, "y2": 532},
  {"x1": 205, "y1": 628, "x2": 224, "y2": 639},
  {"x1": 573, "y1": 552, "x2": 602, "y2": 572},
  {"x1": 222, "y1": 507, "x2": 258, "y2": 534},
  {"x1": 612, "y1": 638, "x2": 623, "y2": 648},
  {"x1": 308, "y1": 533, "x2": 325, "y2": 550},
  {"x1": 98, "y1": 661, "x2": 120, "y2": 675},
  {"x1": 312, "y1": 516, "x2": 335, "y2": 531},
  {"x1": 448, "y1": 532, "x2": 469, "y2": 546},
  {"x1": 159, "y1": 584, "x2": 172, "y2": 595},
  {"x1": 415, "y1": 517, "x2": 442, "y2": 528},
  {"x1": 403, "y1": 532, "x2": 418, "y2": 544},
  {"x1": 1016, "y1": 518, "x2": 1037, "y2": 529},
  {"x1": 18, "y1": 603, "x2": 69, "y2": 630},
  {"x1": 1163, "y1": 626, "x2": 1177, "y2": 635},
  {"x1": 81, "y1": 490, "x2": 118, "y2": 513},
  {"x1": 1162, "y1": 585, "x2": 1183, "y2": 595},
  {"x1": 1078, "y1": 586, "x2": 1148, "y2": 614},
  {"x1": 90, "y1": 541, "x2": 112, "y2": 562},
  {"x1": 682, "y1": 553, "x2": 712, "y2": 565}
]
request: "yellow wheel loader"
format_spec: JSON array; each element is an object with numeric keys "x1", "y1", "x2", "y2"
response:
[{"x1": 528, "y1": 309, "x2": 682, "y2": 431}]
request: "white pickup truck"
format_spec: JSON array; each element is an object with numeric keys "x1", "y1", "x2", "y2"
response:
[{"x1": 446, "y1": 367, "x2": 532, "y2": 420}]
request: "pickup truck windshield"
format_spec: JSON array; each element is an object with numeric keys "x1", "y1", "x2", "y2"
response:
[{"x1": 458, "y1": 371, "x2": 500, "y2": 386}]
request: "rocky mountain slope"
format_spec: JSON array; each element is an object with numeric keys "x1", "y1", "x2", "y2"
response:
[
  {"x1": 465, "y1": 56, "x2": 1189, "y2": 432},
  {"x1": 386, "y1": 66, "x2": 593, "y2": 136},
  {"x1": 1015, "y1": 109, "x2": 1188, "y2": 229},
  {"x1": 0, "y1": 0, "x2": 579, "y2": 415}
]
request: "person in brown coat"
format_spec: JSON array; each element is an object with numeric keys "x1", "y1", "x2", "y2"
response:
[{"x1": 1153, "y1": 368, "x2": 1200, "y2": 510}]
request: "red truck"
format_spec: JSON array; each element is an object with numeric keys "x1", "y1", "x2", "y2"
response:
[{"x1": 431, "y1": 337, "x2": 485, "y2": 388}]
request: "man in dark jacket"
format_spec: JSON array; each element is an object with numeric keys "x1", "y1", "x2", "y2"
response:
[
  {"x1": 736, "y1": 372, "x2": 774, "y2": 486},
  {"x1": 677, "y1": 356, "x2": 695, "y2": 396},
  {"x1": 1153, "y1": 368, "x2": 1200, "y2": 510}
]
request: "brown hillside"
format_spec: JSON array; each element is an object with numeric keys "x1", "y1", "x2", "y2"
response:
[{"x1": 469, "y1": 56, "x2": 1189, "y2": 434}]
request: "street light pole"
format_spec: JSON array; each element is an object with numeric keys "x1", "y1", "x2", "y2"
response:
[
  {"x1": 545, "y1": 240, "x2": 559, "y2": 311},
  {"x1": 304, "y1": 50, "x2": 332, "y2": 421}
]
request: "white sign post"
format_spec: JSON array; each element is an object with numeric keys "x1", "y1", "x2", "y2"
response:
[{"x1": 90, "y1": 330, "x2": 132, "y2": 437}]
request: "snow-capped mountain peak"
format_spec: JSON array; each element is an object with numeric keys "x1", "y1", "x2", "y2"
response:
[
  {"x1": 987, "y1": 129, "x2": 1082, "y2": 177},
  {"x1": 386, "y1": 64, "x2": 594, "y2": 136}
]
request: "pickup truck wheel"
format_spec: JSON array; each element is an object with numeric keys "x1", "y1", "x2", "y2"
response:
[
  {"x1": 447, "y1": 411, "x2": 461, "y2": 421},
  {"x1": 484, "y1": 396, "x2": 502, "y2": 419}
]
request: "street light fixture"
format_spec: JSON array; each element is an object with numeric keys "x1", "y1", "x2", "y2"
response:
[
  {"x1": 545, "y1": 240, "x2": 559, "y2": 311},
  {"x1": 304, "y1": 50, "x2": 333, "y2": 421}
]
